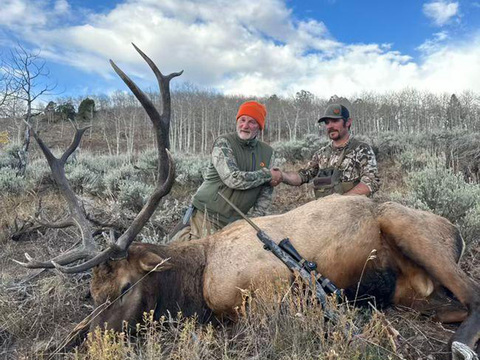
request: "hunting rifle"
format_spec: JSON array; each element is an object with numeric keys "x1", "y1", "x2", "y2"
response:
[{"x1": 218, "y1": 192, "x2": 342, "y2": 320}]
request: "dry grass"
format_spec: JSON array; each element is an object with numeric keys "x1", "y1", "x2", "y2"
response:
[
  {"x1": 0, "y1": 192, "x2": 92, "y2": 359},
  {"x1": 0, "y1": 273, "x2": 91, "y2": 359},
  {"x1": 0, "y1": 194, "x2": 37, "y2": 245},
  {"x1": 72, "y1": 279, "x2": 402, "y2": 360}
]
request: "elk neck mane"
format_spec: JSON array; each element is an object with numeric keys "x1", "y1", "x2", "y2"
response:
[{"x1": 138, "y1": 242, "x2": 214, "y2": 323}]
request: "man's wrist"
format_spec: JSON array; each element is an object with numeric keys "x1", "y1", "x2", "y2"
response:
[
  {"x1": 263, "y1": 167, "x2": 273, "y2": 182},
  {"x1": 282, "y1": 171, "x2": 303, "y2": 186}
]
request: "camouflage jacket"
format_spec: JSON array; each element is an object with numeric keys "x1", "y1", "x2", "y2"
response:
[
  {"x1": 196, "y1": 135, "x2": 275, "y2": 219},
  {"x1": 298, "y1": 137, "x2": 380, "y2": 195}
]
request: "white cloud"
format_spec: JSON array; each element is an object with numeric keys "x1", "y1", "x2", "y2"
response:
[
  {"x1": 419, "y1": 35, "x2": 480, "y2": 95},
  {"x1": 0, "y1": 0, "x2": 48, "y2": 28},
  {"x1": 54, "y1": 0, "x2": 70, "y2": 14},
  {"x1": 423, "y1": 1, "x2": 459, "y2": 26},
  {"x1": 0, "y1": 0, "x2": 479, "y2": 98},
  {"x1": 0, "y1": 0, "x2": 72, "y2": 33},
  {"x1": 417, "y1": 31, "x2": 449, "y2": 53}
]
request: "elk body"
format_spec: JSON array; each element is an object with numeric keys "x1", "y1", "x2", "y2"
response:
[
  {"x1": 14, "y1": 45, "x2": 480, "y2": 359},
  {"x1": 89, "y1": 195, "x2": 480, "y2": 355}
]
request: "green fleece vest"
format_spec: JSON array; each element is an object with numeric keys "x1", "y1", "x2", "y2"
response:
[{"x1": 192, "y1": 133, "x2": 273, "y2": 226}]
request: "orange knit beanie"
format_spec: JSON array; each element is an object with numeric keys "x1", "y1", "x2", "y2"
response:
[{"x1": 236, "y1": 101, "x2": 267, "y2": 130}]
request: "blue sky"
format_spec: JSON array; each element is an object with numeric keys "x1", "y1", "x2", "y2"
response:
[{"x1": 1, "y1": 0, "x2": 479, "y2": 100}]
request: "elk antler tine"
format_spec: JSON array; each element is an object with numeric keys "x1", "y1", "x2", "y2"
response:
[
  {"x1": 166, "y1": 70, "x2": 184, "y2": 81},
  {"x1": 67, "y1": 117, "x2": 78, "y2": 131},
  {"x1": 451, "y1": 341, "x2": 477, "y2": 360},
  {"x1": 51, "y1": 261, "x2": 62, "y2": 271},
  {"x1": 29, "y1": 126, "x2": 57, "y2": 164},
  {"x1": 109, "y1": 229, "x2": 116, "y2": 244},
  {"x1": 61, "y1": 127, "x2": 91, "y2": 164},
  {"x1": 51, "y1": 248, "x2": 117, "y2": 273},
  {"x1": 11, "y1": 256, "x2": 55, "y2": 269},
  {"x1": 25, "y1": 253, "x2": 33, "y2": 261},
  {"x1": 131, "y1": 43, "x2": 164, "y2": 78},
  {"x1": 11, "y1": 258, "x2": 28, "y2": 266},
  {"x1": 109, "y1": 59, "x2": 161, "y2": 127},
  {"x1": 131, "y1": 43, "x2": 184, "y2": 82}
]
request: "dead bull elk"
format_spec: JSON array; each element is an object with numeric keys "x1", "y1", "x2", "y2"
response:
[{"x1": 14, "y1": 45, "x2": 480, "y2": 359}]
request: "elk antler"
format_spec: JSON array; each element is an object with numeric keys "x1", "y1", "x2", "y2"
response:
[{"x1": 13, "y1": 44, "x2": 180, "y2": 273}]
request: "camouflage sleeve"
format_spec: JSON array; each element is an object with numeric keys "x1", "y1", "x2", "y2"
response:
[
  {"x1": 297, "y1": 150, "x2": 322, "y2": 184},
  {"x1": 249, "y1": 151, "x2": 276, "y2": 216},
  {"x1": 248, "y1": 185, "x2": 273, "y2": 217},
  {"x1": 212, "y1": 137, "x2": 272, "y2": 190},
  {"x1": 356, "y1": 143, "x2": 380, "y2": 194}
]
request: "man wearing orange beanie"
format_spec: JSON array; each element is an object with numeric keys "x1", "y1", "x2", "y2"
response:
[{"x1": 171, "y1": 100, "x2": 282, "y2": 241}]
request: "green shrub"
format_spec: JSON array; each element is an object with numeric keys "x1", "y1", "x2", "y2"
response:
[
  {"x1": 66, "y1": 163, "x2": 105, "y2": 195},
  {"x1": 398, "y1": 149, "x2": 435, "y2": 172},
  {"x1": 174, "y1": 154, "x2": 209, "y2": 185},
  {"x1": 26, "y1": 159, "x2": 52, "y2": 187},
  {"x1": 117, "y1": 180, "x2": 154, "y2": 212},
  {"x1": 274, "y1": 139, "x2": 305, "y2": 162},
  {"x1": 389, "y1": 157, "x2": 480, "y2": 247},
  {"x1": 77, "y1": 152, "x2": 129, "y2": 174},
  {"x1": 132, "y1": 149, "x2": 208, "y2": 186},
  {"x1": 273, "y1": 134, "x2": 327, "y2": 163},
  {"x1": 104, "y1": 164, "x2": 140, "y2": 196},
  {"x1": 446, "y1": 131, "x2": 480, "y2": 183},
  {"x1": 0, "y1": 167, "x2": 27, "y2": 194},
  {"x1": 373, "y1": 130, "x2": 480, "y2": 182},
  {"x1": 403, "y1": 160, "x2": 480, "y2": 225},
  {"x1": 373, "y1": 132, "x2": 411, "y2": 161},
  {"x1": 136, "y1": 148, "x2": 158, "y2": 172},
  {"x1": 0, "y1": 142, "x2": 22, "y2": 170},
  {"x1": 461, "y1": 203, "x2": 480, "y2": 247}
]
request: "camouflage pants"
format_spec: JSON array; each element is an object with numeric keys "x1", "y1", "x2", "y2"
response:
[{"x1": 170, "y1": 209, "x2": 222, "y2": 242}]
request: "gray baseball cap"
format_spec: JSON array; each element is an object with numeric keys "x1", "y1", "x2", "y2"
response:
[{"x1": 318, "y1": 104, "x2": 350, "y2": 123}]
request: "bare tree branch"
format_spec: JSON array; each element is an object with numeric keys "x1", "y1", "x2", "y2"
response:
[{"x1": 3, "y1": 44, "x2": 57, "y2": 174}]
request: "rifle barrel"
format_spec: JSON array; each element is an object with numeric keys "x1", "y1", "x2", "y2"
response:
[{"x1": 218, "y1": 192, "x2": 261, "y2": 232}]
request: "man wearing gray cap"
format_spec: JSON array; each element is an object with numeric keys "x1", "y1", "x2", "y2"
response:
[{"x1": 278, "y1": 104, "x2": 379, "y2": 197}]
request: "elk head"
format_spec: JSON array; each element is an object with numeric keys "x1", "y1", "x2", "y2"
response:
[{"x1": 88, "y1": 243, "x2": 173, "y2": 332}]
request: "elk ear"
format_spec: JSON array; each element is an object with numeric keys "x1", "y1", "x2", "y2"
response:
[{"x1": 139, "y1": 252, "x2": 172, "y2": 272}]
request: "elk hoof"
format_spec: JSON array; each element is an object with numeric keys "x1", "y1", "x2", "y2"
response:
[{"x1": 451, "y1": 341, "x2": 479, "y2": 360}]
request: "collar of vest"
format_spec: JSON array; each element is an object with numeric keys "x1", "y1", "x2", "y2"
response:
[{"x1": 233, "y1": 133, "x2": 258, "y2": 148}]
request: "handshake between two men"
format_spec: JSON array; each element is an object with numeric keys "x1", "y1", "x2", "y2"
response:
[
  {"x1": 269, "y1": 168, "x2": 303, "y2": 187},
  {"x1": 269, "y1": 168, "x2": 283, "y2": 187}
]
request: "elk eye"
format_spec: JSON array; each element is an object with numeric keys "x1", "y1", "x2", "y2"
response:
[{"x1": 120, "y1": 282, "x2": 131, "y2": 297}]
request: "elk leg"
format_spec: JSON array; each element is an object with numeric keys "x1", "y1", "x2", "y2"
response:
[
  {"x1": 378, "y1": 202, "x2": 480, "y2": 354},
  {"x1": 434, "y1": 308, "x2": 469, "y2": 324}
]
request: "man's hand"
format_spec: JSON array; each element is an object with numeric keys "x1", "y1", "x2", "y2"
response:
[
  {"x1": 270, "y1": 168, "x2": 283, "y2": 187},
  {"x1": 344, "y1": 182, "x2": 371, "y2": 196}
]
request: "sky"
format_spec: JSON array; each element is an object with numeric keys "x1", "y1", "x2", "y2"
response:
[{"x1": 0, "y1": 0, "x2": 479, "y2": 100}]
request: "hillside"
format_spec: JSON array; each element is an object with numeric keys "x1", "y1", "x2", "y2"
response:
[{"x1": 1, "y1": 117, "x2": 480, "y2": 359}]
